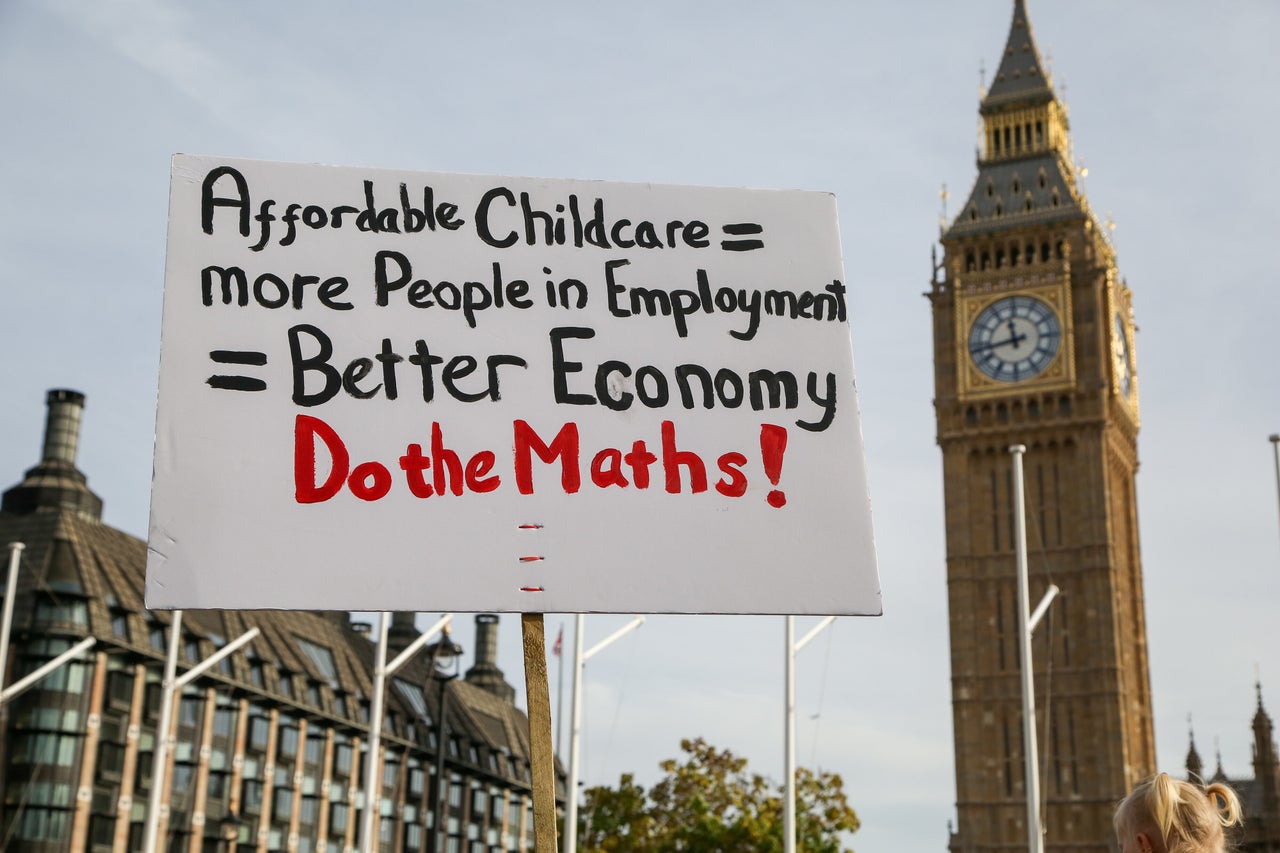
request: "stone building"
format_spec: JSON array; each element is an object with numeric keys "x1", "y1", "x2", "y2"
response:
[
  {"x1": 931, "y1": 2, "x2": 1153, "y2": 850},
  {"x1": 0, "y1": 389, "x2": 557, "y2": 852},
  {"x1": 1185, "y1": 686, "x2": 1280, "y2": 853}
]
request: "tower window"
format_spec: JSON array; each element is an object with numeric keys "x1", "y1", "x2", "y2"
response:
[
  {"x1": 1040, "y1": 242, "x2": 1050, "y2": 262},
  {"x1": 1014, "y1": 125, "x2": 1022, "y2": 149},
  {"x1": 1002, "y1": 714, "x2": 1015, "y2": 796},
  {"x1": 966, "y1": 251, "x2": 976, "y2": 272},
  {"x1": 995, "y1": 249, "x2": 1006, "y2": 268}
]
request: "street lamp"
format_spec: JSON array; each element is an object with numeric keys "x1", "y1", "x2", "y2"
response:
[
  {"x1": 426, "y1": 630, "x2": 464, "y2": 853},
  {"x1": 1269, "y1": 435, "x2": 1279, "y2": 555},
  {"x1": 218, "y1": 810, "x2": 243, "y2": 853},
  {"x1": 361, "y1": 614, "x2": 454, "y2": 853}
]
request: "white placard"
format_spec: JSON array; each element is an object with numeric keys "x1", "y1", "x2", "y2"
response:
[{"x1": 146, "y1": 154, "x2": 879, "y2": 614}]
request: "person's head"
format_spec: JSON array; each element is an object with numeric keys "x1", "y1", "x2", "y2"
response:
[{"x1": 1114, "y1": 773, "x2": 1242, "y2": 853}]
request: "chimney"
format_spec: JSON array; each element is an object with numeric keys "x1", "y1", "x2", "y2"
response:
[
  {"x1": 387, "y1": 611, "x2": 420, "y2": 654},
  {"x1": 1, "y1": 390, "x2": 103, "y2": 520},
  {"x1": 465, "y1": 614, "x2": 515, "y2": 703},
  {"x1": 42, "y1": 389, "x2": 86, "y2": 467}
]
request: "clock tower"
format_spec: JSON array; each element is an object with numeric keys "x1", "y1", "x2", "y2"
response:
[{"x1": 930, "y1": 3, "x2": 1154, "y2": 852}]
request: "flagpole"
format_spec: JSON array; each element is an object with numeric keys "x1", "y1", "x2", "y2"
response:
[
  {"x1": 1010, "y1": 445, "x2": 1045, "y2": 853},
  {"x1": 143, "y1": 610, "x2": 183, "y2": 853},
  {"x1": 785, "y1": 614, "x2": 835, "y2": 853},
  {"x1": 562, "y1": 615, "x2": 644, "y2": 853},
  {"x1": 563, "y1": 614, "x2": 585, "y2": 853},
  {"x1": 784, "y1": 616, "x2": 796, "y2": 853}
]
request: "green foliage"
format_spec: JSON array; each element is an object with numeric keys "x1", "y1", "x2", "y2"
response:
[{"x1": 576, "y1": 737, "x2": 859, "y2": 853}]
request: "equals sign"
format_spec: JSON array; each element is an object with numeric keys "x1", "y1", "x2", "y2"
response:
[
  {"x1": 720, "y1": 222, "x2": 764, "y2": 252},
  {"x1": 207, "y1": 350, "x2": 267, "y2": 392}
]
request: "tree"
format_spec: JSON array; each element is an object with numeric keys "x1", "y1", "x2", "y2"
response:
[{"x1": 576, "y1": 737, "x2": 859, "y2": 852}]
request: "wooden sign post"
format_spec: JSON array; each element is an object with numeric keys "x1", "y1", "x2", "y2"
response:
[{"x1": 521, "y1": 613, "x2": 558, "y2": 850}]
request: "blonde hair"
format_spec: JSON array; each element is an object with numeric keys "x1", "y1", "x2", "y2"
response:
[{"x1": 1114, "y1": 773, "x2": 1243, "y2": 853}]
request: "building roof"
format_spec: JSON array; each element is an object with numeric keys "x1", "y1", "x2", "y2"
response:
[
  {"x1": 0, "y1": 389, "x2": 549, "y2": 795},
  {"x1": 944, "y1": 152, "x2": 1085, "y2": 240}
]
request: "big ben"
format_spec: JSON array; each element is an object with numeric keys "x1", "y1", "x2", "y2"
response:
[{"x1": 931, "y1": 3, "x2": 1155, "y2": 852}]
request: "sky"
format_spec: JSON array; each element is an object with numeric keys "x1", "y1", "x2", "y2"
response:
[{"x1": 2, "y1": 1, "x2": 1279, "y2": 851}]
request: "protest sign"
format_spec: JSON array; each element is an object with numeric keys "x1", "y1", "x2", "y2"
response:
[{"x1": 146, "y1": 155, "x2": 879, "y2": 614}]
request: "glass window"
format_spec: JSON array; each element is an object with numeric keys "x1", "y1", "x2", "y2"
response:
[
  {"x1": 15, "y1": 807, "x2": 70, "y2": 842},
  {"x1": 278, "y1": 722, "x2": 299, "y2": 759},
  {"x1": 107, "y1": 671, "x2": 134, "y2": 708},
  {"x1": 409, "y1": 767, "x2": 425, "y2": 797},
  {"x1": 171, "y1": 763, "x2": 194, "y2": 794},
  {"x1": 99, "y1": 741, "x2": 126, "y2": 777},
  {"x1": 305, "y1": 733, "x2": 324, "y2": 766},
  {"x1": 273, "y1": 787, "x2": 293, "y2": 822},
  {"x1": 241, "y1": 781, "x2": 264, "y2": 814},
  {"x1": 213, "y1": 706, "x2": 235, "y2": 738},
  {"x1": 179, "y1": 696, "x2": 202, "y2": 728},
  {"x1": 296, "y1": 638, "x2": 340, "y2": 682},
  {"x1": 334, "y1": 741, "x2": 353, "y2": 776},
  {"x1": 33, "y1": 597, "x2": 88, "y2": 627},
  {"x1": 248, "y1": 715, "x2": 270, "y2": 752},
  {"x1": 394, "y1": 680, "x2": 430, "y2": 721},
  {"x1": 13, "y1": 732, "x2": 79, "y2": 766},
  {"x1": 207, "y1": 770, "x2": 228, "y2": 801}
]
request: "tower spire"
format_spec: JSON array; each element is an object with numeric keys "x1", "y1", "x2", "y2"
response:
[
  {"x1": 1186, "y1": 714, "x2": 1204, "y2": 782},
  {"x1": 983, "y1": 0, "x2": 1055, "y2": 110}
]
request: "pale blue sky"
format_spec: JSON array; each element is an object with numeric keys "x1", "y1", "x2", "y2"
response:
[{"x1": 2, "y1": 2, "x2": 1279, "y2": 851}]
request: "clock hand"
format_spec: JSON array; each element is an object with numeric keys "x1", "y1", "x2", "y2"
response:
[{"x1": 970, "y1": 331, "x2": 1028, "y2": 355}]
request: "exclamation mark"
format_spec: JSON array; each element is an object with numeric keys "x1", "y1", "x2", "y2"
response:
[{"x1": 760, "y1": 424, "x2": 788, "y2": 508}]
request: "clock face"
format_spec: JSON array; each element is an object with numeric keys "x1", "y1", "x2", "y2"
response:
[
  {"x1": 967, "y1": 295, "x2": 1062, "y2": 382},
  {"x1": 1112, "y1": 313, "x2": 1132, "y2": 397}
]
